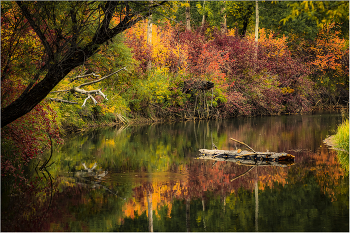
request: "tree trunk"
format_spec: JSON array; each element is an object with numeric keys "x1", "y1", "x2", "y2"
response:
[
  {"x1": 221, "y1": 1, "x2": 227, "y2": 34},
  {"x1": 201, "y1": 0, "x2": 206, "y2": 30},
  {"x1": 255, "y1": 0, "x2": 259, "y2": 43},
  {"x1": 147, "y1": 191, "x2": 153, "y2": 232},
  {"x1": 147, "y1": 13, "x2": 153, "y2": 70},
  {"x1": 239, "y1": 4, "x2": 253, "y2": 37},
  {"x1": 185, "y1": 2, "x2": 191, "y2": 31},
  {"x1": 147, "y1": 15, "x2": 153, "y2": 45},
  {"x1": 2, "y1": 63, "x2": 75, "y2": 128},
  {"x1": 254, "y1": 0, "x2": 259, "y2": 69}
]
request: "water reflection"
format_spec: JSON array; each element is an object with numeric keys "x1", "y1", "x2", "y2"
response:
[{"x1": 4, "y1": 113, "x2": 348, "y2": 232}]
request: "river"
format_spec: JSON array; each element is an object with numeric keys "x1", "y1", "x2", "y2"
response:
[{"x1": 3, "y1": 112, "x2": 349, "y2": 231}]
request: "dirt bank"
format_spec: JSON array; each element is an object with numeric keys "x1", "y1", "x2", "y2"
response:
[{"x1": 323, "y1": 135, "x2": 348, "y2": 152}]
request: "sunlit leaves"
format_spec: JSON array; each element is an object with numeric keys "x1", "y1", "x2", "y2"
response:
[{"x1": 281, "y1": 1, "x2": 349, "y2": 37}]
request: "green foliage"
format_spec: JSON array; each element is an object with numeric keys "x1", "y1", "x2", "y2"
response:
[
  {"x1": 334, "y1": 119, "x2": 349, "y2": 172},
  {"x1": 260, "y1": 1, "x2": 320, "y2": 40},
  {"x1": 122, "y1": 68, "x2": 187, "y2": 118},
  {"x1": 226, "y1": 1, "x2": 255, "y2": 36},
  {"x1": 88, "y1": 34, "x2": 136, "y2": 82},
  {"x1": 280, "y1": 1, "x2": 349, "y2": 39}
]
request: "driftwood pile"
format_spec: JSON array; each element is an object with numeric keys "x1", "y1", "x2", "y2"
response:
[
  {"x1": 198, "y1": 149, "x2": 295, "y2": 167},
  {"x1": 198, "y1": 138, "x2": 295, "y2": 167}
]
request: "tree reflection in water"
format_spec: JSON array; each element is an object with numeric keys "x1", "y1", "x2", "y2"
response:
[{"x1": 2, "y1": 113, "x2": 348, "y2": 231}]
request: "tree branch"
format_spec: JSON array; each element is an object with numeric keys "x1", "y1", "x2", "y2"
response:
[
  {"x1": 82, "y1": 94, "x2": 97, "y2": 107},
  {"x1": 78, "y1": 67, "x2": 126, "y2": 88},
  {"x1": 70, "y1": 73, "x2": 101, "y2": 82},
  {"x1": 49, "y1": 98, "x2": 78, "y2": 104},
  {"x1": 16, "y1": 1, "x2": 54, "y2": 61},
  {"x1": 49, "y1": 68, "x2": 127, "y2": 107}
]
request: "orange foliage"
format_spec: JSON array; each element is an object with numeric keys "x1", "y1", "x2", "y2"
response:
[
  {"x1": 121, "y1": 159, "x2": 293, "y2": 220},
  {"x1": 309, "y1": 24, "x2": 347, "y2": 74},
  {"x1": 254, "y1": 28, "x2": 290, "y2": 59},
  {"x1": 309, "y1": 144, "x2": 346, "y2": 201}
]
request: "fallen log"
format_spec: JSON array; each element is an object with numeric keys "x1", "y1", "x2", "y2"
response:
[{"x1": 198, "y1": 149, "x2": 295, "y2": 167}]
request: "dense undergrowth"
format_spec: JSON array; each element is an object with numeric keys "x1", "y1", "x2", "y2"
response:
[{"x1": 47, "y1": 21, "x2": 348, "y2": 132}]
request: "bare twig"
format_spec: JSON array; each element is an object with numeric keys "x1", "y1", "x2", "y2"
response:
[
  {"x1": 230, "y1": 166, "x2": 256, "y2": 182},
  {"x1": 82, "y1": 94, "x2": 97, "y2": 107},
  {"x1": 78, "y1": 67, "x2": 126, "y2": 88},
  {"x1": 230, "y1": 138, "x2": 256, "y2": 153}
]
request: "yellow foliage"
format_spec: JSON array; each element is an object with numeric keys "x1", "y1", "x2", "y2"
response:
[
  {"x1": 281, "y1": 87, "x2": 295, "y2": 94},
  {"x1": 248, "y1": 28, "x2": 289, "y2": 58}
]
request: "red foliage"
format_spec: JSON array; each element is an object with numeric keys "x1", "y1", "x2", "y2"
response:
[
  {"x1": 1, "y1": 78, "x2": 62, "y2": 193},
  {"x1": 125, "y1": 21, "x2": 318, "y2": 116}
]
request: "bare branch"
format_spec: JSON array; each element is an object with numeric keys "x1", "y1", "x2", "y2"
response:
[
  {"x1": 49, "y1": 98, "x2": 78, "y2": 104},
  {"x1": 50, "y1": 89, "x2": 70, "y2": 93},
  {"x1": 71, "y1": 73, "x2": 101, "y2": 82},
  {"x1": 49, "y1": 68, "x2": 124, "y2": 106},
  {"x1": 82, "y1": 94, "x2": 97, "y2": 107},
  {"x1": 78, "y1": 67, "x2": 126, "y2": 88}
]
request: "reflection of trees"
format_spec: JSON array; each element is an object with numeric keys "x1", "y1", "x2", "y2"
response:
[
  {"x1": 25, "y1": 114, "x2": 346, "y2": 231},
  {"x1": 117, "y1": 144, "x2": 347, "y2": 231},
  {"x1": 29, "y1": 145, "x2": 347, "y2": 231},
  {"x1": 288, "y1": 143, "x2": 348, "y2": 202},
  {"x1": 115, "y1": 164, "x2": 348, "y2": 232},
  {"x1": 219, "y1": 114, "x2": 342, "y2": 153}
]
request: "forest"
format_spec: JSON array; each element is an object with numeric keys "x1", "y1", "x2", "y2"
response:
[{"x1": 1, "y1": 1, "x2": 349, "y2": 224}]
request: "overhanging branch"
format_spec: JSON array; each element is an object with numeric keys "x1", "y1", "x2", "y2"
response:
[{"x1": 49, "y1": 67, "x2": 126, "y2": 107}]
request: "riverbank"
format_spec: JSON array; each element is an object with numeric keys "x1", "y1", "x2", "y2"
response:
[
  {"x1": 324, "y1": 118, "x2": 349, "y2": 172},
  {"x1": 323, "y1": 135, "x2": 348, "y2": 152},
  {"x1": 59, "y1": 106, "x2": 349, "y2": 136}
]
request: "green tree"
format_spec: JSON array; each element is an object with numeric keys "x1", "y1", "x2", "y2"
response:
[
  {"x1": 260, "y1": 1, "x2": 349, "y2": 40},
  {"x1": 226, "y1": 1, "x2": 255, "y2": 37}
]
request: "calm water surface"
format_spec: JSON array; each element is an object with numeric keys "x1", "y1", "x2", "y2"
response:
[{"x1": 12, "y1": 113, "x2": 350, "y2": 231}]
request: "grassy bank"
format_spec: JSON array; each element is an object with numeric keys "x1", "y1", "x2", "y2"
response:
[{"x1": 333, "y1": 118, "x2": 349, "y2": 172}]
